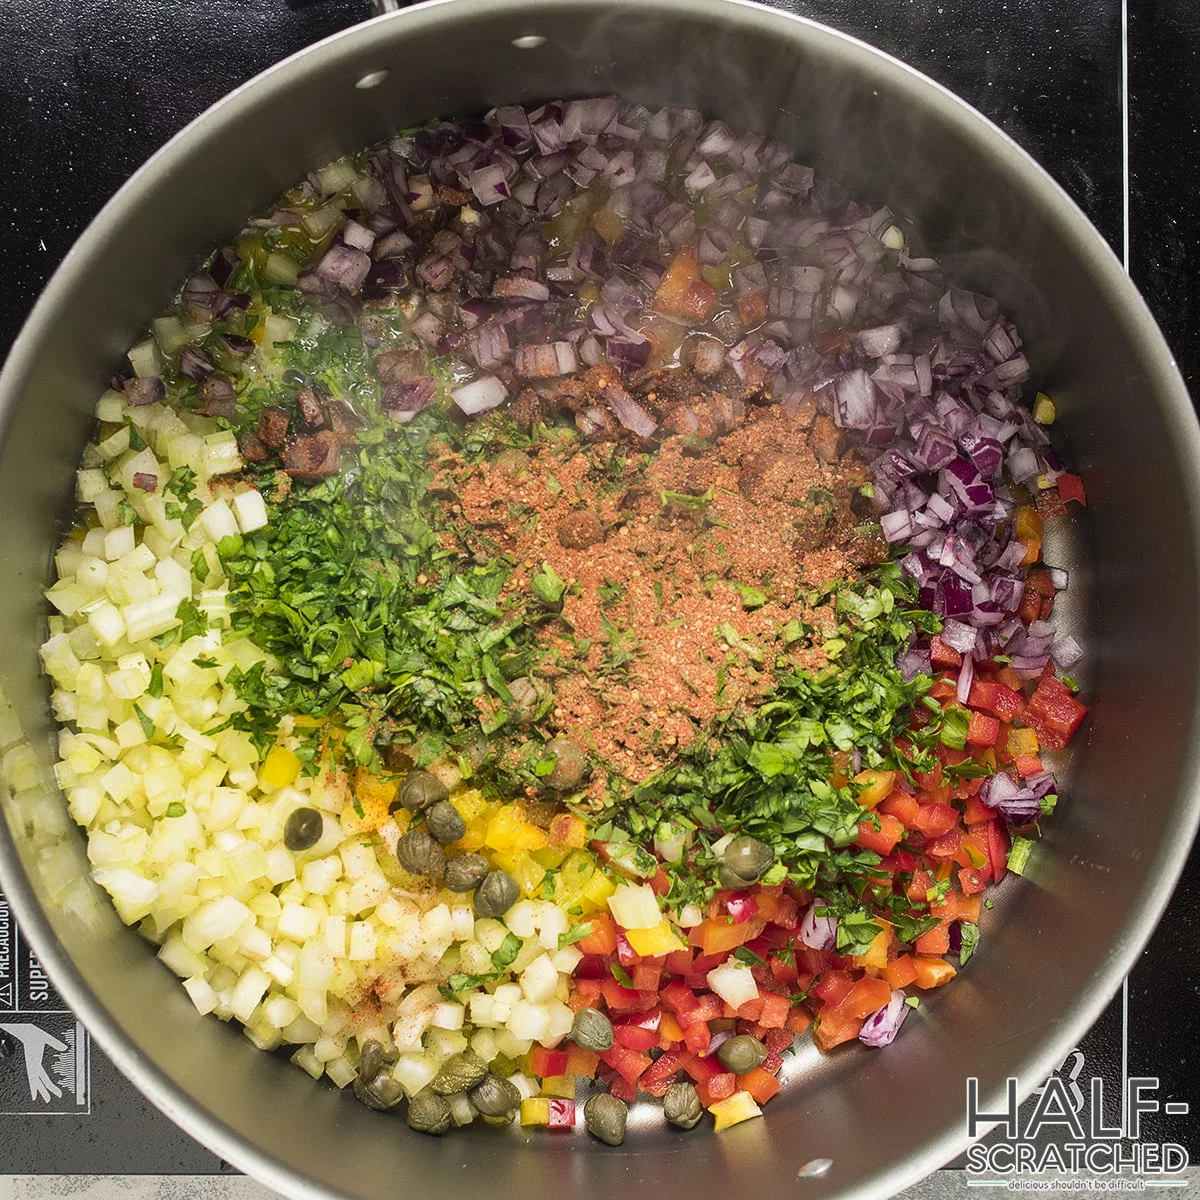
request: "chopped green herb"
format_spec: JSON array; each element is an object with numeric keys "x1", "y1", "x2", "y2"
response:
[
  {"x1": 609, "y1": 963, "x2": 635, "y2": 989},
  {"x1": 164, "y1": 802, "x2": 186, "y2": 818},
  {"x1": 133, "y1": 704, "x2": 155, "y2": 739},
  {"x1": 559, "y1": 923, "x2": 594, "y2": 949},
  {"x1": 491, "y1": 932, "x2": 523, "y2": 971}
]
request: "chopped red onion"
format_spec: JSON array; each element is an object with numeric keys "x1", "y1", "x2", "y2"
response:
[
  {"x1": 859, "y1": 991, "x2": 909, "y2": 1048},
  {"x1": 799, "y1": 904, "x2": 837, "y2": 951}
]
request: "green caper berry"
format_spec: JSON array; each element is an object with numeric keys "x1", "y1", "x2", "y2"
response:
[
  {"x1": 541, "y1": 736, "x2": 589, "y2": 791},
  {"x1": 717, "y1": 864, "x2": 756, "y2": 890},
  {"x1": 571, "y1": 1006, "x2": 614, "y2": 1052},
  {"x1": 354, "y1": 1068, "x2": 405, "y2": 1111},
  {"x1": 406, "y1": 1088, "x2": 452, "y2": 1135},
  {"x1": 663, "y1": 1081, "x2": 703, "y2": 1129},
  {"x1": 425, "y1": 800, "x2": 467, "y2": 845},
  {"x1": 468, "y1": 1073, "x2": 521, "y2": 1119},
  {"x1": 717, "y1": 1034, "x2": 768, "y2": 1075},
  {"x1": 474, "y1": 869, "x2": 520, "y2": 919},
  {"x1": 283, "y1": 807, "x2": 323, "y2": 852},
  {"x1": 399, "y1": 769, "x2": 449, "y2": 813},
  {"x1": 396, "y1": 829, "x2": 446, "y2": 879},
  {"x1": 431, "y1": 1050, "x2": 488, "y2": 1096},
  {"x1": 444, "y1": 853, "x2": 490, "y2": 893},
  {"x1": 584, "y1": 1092, "x2": 628, "y2": 1146},
  {"x1": 722, "y1": 835, "x2": 774, "y2": 883}
]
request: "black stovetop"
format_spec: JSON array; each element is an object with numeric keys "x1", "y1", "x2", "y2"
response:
[{"x1": 0, "y1": 0, "x2": 1197, "y2": 1182}]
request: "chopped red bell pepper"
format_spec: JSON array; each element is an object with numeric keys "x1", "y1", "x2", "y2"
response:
[
  {"x1": 530, "y1": 1047, "x2": 569, "y2": 1079},
  {"x1": 696, "y1": 1072, "x2": 738, "y2": 1108},
  {"x1": 966, "y1": 711, "x2": 1001, "y2": 748},
  {"x1": 738, "y1": 1066, "x2": 782, "y2": 1104},
  {"x1": 600, "y1": 1044, "x2": 653, "y2": 1085},
  {"x1": 723, "y1": 892, "x2": 760, "y2": 924},
  {"x1": 854, "y1": 812, "x2": 905, "y2": 854},
  {"x1": 547, "y1": 1098, "x2": 576, "y2": 1128},
  {"x1": 911, "y1": 803, "x2": 959, "y2": 837},
  {"x1": 614, "y1": 1024, "x2": 661, "y2": 1051},
  {"x1": 1056, "y1": 473, "x2": 1087, "y2": 506},
  {"x1": 607, "y1": 1075, "x2": 639, "y2": 1103},
  {"x1": 682, "y1": 1053, "x2": 726, "y2": 1085},
  {"x1": 958, "y1": 866, "x2": 987, "y2": 895},
  {"x1": 930, "y1": 636, "x2": 963, "y2": 667},
  {"x1": 631, "y1": 961, "x2": 662, "y2": 992},
  {"x1": 682, "y1": 1019, "x2": 713, "y2": 1055},
  {"x1": 1025, "y1": 676, "x2": 1088, "y2": 750},
  {"x1": 615, "y1": 930, "x2": 639, "y2": 968},
  {"x1": 639, "y1": 1049, "x2": 693, "y2": 1097},
  {"x1": 757, "y1": 993, "x2": 791, "y2": 1029},
  {"x1": 812, "y1": 969, "x2": 855, "y2": 1006}
]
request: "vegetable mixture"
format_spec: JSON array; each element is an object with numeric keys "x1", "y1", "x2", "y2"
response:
[{"x1": 40, "y1": 96, "x2": 1090, "y2": 1143}]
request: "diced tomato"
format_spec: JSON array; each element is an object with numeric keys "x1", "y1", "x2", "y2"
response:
[
  {"x1": 958, "y1": 866, "x2": 987, "y2": 895},
  {"x1": 905, "y1": 866, "x2": 934, "y2": 903},
  {"x1": 960, "y1": 792, "x2": 994, "y2": 824},
  {"x1": 695, "y1": 915, "x2": 766, "y2": 956},
  {"x1": 664, "y1": 948, "x2": 694, "y2": 976},
  {"x1": 930, "y1": 636, "x2": 963, "y2": 667},
  {"x1": 772, "y1": 892, "x2": 801, "y2": 930},
  {"x1": 769, "y1": 954, "x2": 799, "y2": 985},
  {"x1": 974, "y1": 819, "x2": 1010, "y2": 884},
  {"x1": 812, "y1": 969, "x2": 855, "y2": 1007},
  {"x1": 614, "y1": 1024, "x2": 661, "y2": 1051},
  {"x1": 682, "y1": 1020, "x2": 713, "y2": 1055},
  {"x1": 631, "y1": 961, "x2": 662, "y2": 992},
  {"x1": 696, "y1": 1072, "x2": 738, "y2": 1108},
  {"x1": 735, "y1": 996, "x2": 765, "y2": 1022},
  {"x1": 969, "y1": 679, "x2": 1024, "y2": 722},
  {"x1": 926, "y1": 829, "x2": 963, "y2": 860},
  {"x1": 911, "y1": 957, "x2": 957, "y2": 988},
  {"x1": 954, "y1": 832, "x2": 989, "y2": 871},
  {"x1": 966, "y1": 711, "x2": 1001, "y2": 748},
  {"x1": 928, "y1": 677, "x2": 959, "y2": 703},
  {"x1": 653, "y1": 247, "x2": 718, "y2": 320},
  {"x1": 882, "y1": 954, "x2": 919, "y2": 989},
  {"x1": 855, "y1": 812, "x2": 905, "y2": 855},
  {"x1": 640, "y1": 1049, "x2": 693, "y2": 1097},
  {"x1": 812, "y1": 1009, "x2": 865, "y2": 1051},
  {"x1": 785, "y1": 1007, "x2": 813, "y2": 1035},
  {"x1": 574, "y1": 913, "x2": 618, "y2": 956},
  {"x1": 608, "y1": 1075, "x2": 639, "y2": 1103},
  {"x1": 1057, "y1": 473, "x2": 1087, "y2": 506},
  {"x1": 563, "y1": 1044, "x2": 600, "y2": 1078},
  {"x1": 600, "y1": 1044, "x2": 653, "y2": 1085},
  {"x1": 910, "y1": 803, "x2": 959, "y2": 837},
  {"x1": 738, "y1": 1066, "x2": 782, "y2": 1104},
  {"x1": 880, "y1": 791, "x2": 922, "y2": 827},
  {"x1": 648, "y1": 866, "x2": 672, "y2": 897},
  {"x1": 755, "y1": 992, "x2": 789, "y2": 1029},
  {"x1": 914, "y1": 922, "x2": 950, "y2": 955},
  {"x1": 530, "y1": 1047, "x2": 569, "y2": 1078},
  {"x1": 1014, "y1": 752, "x2": 1044, "y2": 778},
  {"x1": 569, "y1": 978, "x2": 603, "y2": 1012},
  {"x1": 736, "y1": 290, "x2": 768, "y2": 326},
  {"x1": 835, "y1": 975, "x2": 892, "y2": 1021}
]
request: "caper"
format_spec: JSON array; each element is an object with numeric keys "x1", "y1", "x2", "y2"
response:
[
  {"x1": 571, "y1": 1006, "x2": 614, "y2": 1052},
  {"x1": 399, "y1": 769, "x2": 449, "y2": 813},
  {"x1": 358, "y1": 1040, "x2": 391, "y2": 1079},
  {"x1": 584, "y1": 1092, "x2": 628, "y2": 1146},
  {"x1": 431, "y1": 1049, "x2": 488, "y2": 1096},
  {"x1": 354, "y1": 1065, "x2": 405, "y2": 1112},
  {"x1": 283, "y1": 807, "x2": 323, "y2": 852},
  {"x1": 663, "y1": 1081, "x2": 703, "y2": 1130},
  {"x1": 507, "y1": 677, "x2": 541, "y2": 726},
  {"x1": 406, "y1": 1088, "x2": 452, "y2": 1135},
  {"x1": 717, "y1": 864, "x2": 756, "y2": 890},
  {"x1": 493, "y1": 448, "x2": 533, "y2": 477},
  {"x1": 468, "y1": 1072, "x2": 521, "y2": 1119},
  {"x1": 540, "y1": 736, "x2": 589, "y2": 791},
  {"x1": 722, "y1": 835, "x2": 774, "y2": 883},
  {"x1": 444, "y1": 853, "x2": 490, "y2": 893},
  {"x1": 717, "y1": 1034, "x2": 768, "y2": 1075},
  {"x1": 425, "y1": 800, "x2": 466, "y2": 844},
  {"x1": 474, "y1": 869, "x2": 520, "y2": 919},
  {"x1": 396, "y1": 829, "x2": 446, "y2": 879}
]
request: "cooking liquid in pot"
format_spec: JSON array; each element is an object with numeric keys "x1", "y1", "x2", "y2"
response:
[{"x1": 37, "y1": 96, "x2": 1089, "y2": 1141}]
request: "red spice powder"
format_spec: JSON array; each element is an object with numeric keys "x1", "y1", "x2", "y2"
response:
[{"x1": 436, "y1": 404, "x2": 885, "y2": 790}]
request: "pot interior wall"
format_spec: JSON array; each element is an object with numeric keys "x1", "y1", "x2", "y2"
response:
[{"x1": 0, "y1": 3, "x2": 1197, "y2": 1199}]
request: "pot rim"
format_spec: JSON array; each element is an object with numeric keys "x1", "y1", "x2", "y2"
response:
[{"x1": 2, "y1": 2, "x2": 1199, "y2": 1197}]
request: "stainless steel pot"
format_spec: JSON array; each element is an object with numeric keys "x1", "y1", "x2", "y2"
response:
[{"x1": 2, "y1": 1, "x2": 1198, "y2": 1196}]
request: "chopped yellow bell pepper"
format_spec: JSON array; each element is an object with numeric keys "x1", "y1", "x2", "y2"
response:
[
  {"x1": 1007, "y1": 727, "x2": 1040, "y2": 757},
  {"x1": 259, "y1": 744, "x2": 301, "y2": 789},
  {"x1": 512, "y1": 853, "x2": 548, "y2": 898},
  {"x1": 450, "y1": 789, "x2": 489, "y2": 825},
  {"x1": 1033, "y1": 392, "x2": 1056, "y2": 425},
  {"x1": 625, "y1": 920, "x2": 686, "y2": 957},
  {"x1": 548, "y1": 812, "x2": 589, "y2": 849},
  {"x1": 520, "y1": 1097, "x2": 551, "y2": 1126},
  {"x1": 853, "y1": 768, "x2": 896, "y2": 810},
  {"x1": 708, "y1": 1090, "x2": 763, "y2": 1132},
  {"x1": 539, "y1": 1074, "x2": 576, "y2": 1099},
  {"x1": 580, "y1": 869, "x2": 617, "y2": 909},
  {"x1": 850, "y1": 920, "x2": 893, "y2": 970}
]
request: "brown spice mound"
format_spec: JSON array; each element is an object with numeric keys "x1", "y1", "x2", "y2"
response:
[{"x1": 438, "y1": 397, "x2": 885, "y2": 791}]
